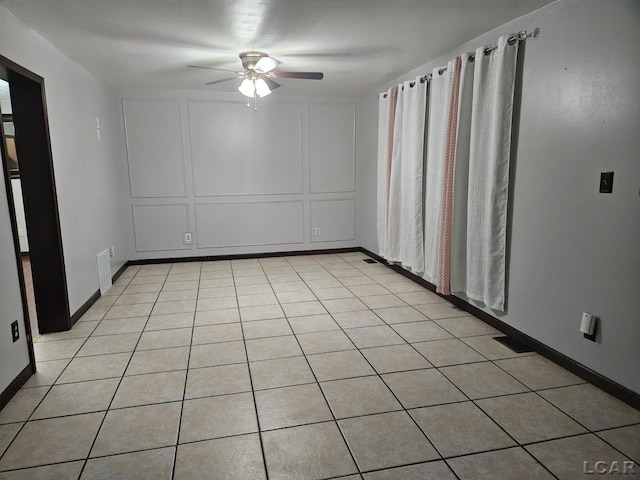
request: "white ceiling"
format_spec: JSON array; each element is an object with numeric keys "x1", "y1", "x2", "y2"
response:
[{"x1": 0, "y1": 0, "x2": 552, "y2": 95}]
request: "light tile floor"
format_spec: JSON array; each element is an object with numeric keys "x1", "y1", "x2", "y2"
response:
[{"x1": 1, "y1": 252, "x2": 639, "y2": 479}]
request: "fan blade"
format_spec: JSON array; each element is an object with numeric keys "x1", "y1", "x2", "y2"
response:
[
  {"x1": 188, "y1": 65, "x2": 240, "y2": 73},
  {"x1": 263, "y1": 78, "x2": 281, "y2": 91},
  {"x1": 205, "y1": 77, "x2": 238, "y2": 85},
  {"x1": 272, "y1": 71, "x2": 324, "y2": 80},
  {"x1": 255, "y1": 56, "x2": 280, "y2": 73}
]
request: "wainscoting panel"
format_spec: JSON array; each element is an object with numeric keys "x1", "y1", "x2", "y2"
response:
[
  {"x1": 309, "y1": 198, "x2": 355, "y2": 243},
  {"x1": 132, "y1": 204, "x2": 190, "y2": 252}
]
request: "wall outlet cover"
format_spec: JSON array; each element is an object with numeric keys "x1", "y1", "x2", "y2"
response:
[
  {"x1": 11, "y1": 320, "x2": 19, "y2": 342},
  {"x1": 599, "y1": 171, "x2": 614, "y2": 193}
]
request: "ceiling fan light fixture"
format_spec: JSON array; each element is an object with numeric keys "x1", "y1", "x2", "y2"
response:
[
  {"x1": 238, "y1": 78, "x2": 255, "y2": 97},
  {"x1": 254, "y1": 56, "x2": 279, "y2": 73},
  {"x1": 254, "y1": 78, "x2": 272, "y2": 97}
]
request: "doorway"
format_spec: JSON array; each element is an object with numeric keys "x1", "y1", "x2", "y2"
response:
[{"x1": 0, "y1": 55, "x2": 71, "y2": 337}]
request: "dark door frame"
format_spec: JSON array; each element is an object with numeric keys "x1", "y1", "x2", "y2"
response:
[{"x1": 1, "y1": 54, "x2": 71, "y2": 336}]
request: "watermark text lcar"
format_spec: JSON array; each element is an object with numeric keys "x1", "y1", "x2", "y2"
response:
[{"x1": 584, "y1": 461, "x2": 636, "y2": 475}]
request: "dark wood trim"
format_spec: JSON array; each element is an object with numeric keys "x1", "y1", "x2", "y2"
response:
[
  {"x1": 5, "y1": 60, "x2": 71, "y2": 334},
  {"x1": 358, "y1": 248, "x2": 640, "y2": 410},
  {"x1": 0, "y1": 364, "x2": 33, "y2": 412},
  {"x1": 112, "y1": 261, "x2": 130, "y2": 283},
  {"x1": 69, "y1": 290, "x2": 100, "y2": 327},
  {"x1": 128, "y1": 247, "x2": 361, "y2": 266}
]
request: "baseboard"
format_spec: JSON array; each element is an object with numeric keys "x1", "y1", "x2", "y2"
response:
[
  {"x1": 70, "y1": 289, "x2": 100, "y2": 326},
  {"x1": 0, "y1": 363, "x2": 34, "y2": 412},
  {"x1": 112, "y1": 261, "x2": 130, "y2": 283},
  {"x1": 128, "y1": 247, "x2": 361, "y2": 265},
  {"x1": 358, "y1": 247, "x2": 640, "y2": 410}
]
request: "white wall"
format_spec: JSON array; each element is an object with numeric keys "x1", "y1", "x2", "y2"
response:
[
  {"x1": 118, "y1": 89, "x2": 358, "y2": 259},
  {"x1": 0, "y1": 6, "x2": 132, "y2": 318},
  {"x1": 357, "y1": 0, "x2": 640, "y2": 394}
]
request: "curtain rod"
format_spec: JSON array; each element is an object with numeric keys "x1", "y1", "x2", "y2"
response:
[{"x1": 381, "y1": 28, "x2": 539, "y2": 97}]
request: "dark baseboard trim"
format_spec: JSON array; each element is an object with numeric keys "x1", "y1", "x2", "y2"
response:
[
  {"x1": 112, "y1": 261, "x2": 130, "y2": 283},
  {"x1": 128, "y1": 247, "x2": 361, "y2": 266},
  {"x1": 70, "y1": 289, "x2": 100, "y2": 327},
  {"x1": 358, "y1": 247, "x2": 640, "y2": 410},
  {"x1": 0, "y1": 363, "x2": 34, "y2": 411}
]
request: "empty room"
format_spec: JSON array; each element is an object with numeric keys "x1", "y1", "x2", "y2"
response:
[{"x1": 0, "y1": 0, "x2": 639, "y2": 478}]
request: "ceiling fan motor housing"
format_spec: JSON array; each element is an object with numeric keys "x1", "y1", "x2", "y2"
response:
[{"x1": 239, "y1": 51, "x2": 269, "y2": 71}]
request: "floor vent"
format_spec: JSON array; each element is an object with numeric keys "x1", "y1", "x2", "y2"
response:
[
  {"x1": 363, "y1": 258, "x2": 377, "y2": 264},
  {"x1": 493, "y1": 336, "x2": 533, "y2": 354},
  {"x1": 96, "y1": 249, "x2": 112, "y2": 294}
]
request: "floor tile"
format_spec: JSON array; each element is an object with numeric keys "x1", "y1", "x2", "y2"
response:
[
  {"x1": 111, "y1": 370, "x2": 186, "y2": 408},
  {"x1": 105, "y1": 303, "x2": 153, "y2": 319},
  {"x1": 267, "y1": 274, "x2": 301, "y2": 284},
  {"x1": 123, "y1": 283, "x2": 162, "y2": 295},
  {"x1": 494, "y1": 355, "x2": 585, "y2": 390},
  {"x1": 412, "y1": 401, "x2": 516, "y2": 458},
  {"x1": 345, "y1": 325, "x2": 406, "y2": 348},
  {"x1": 413, "y1": 338, "x2": 486, "y2": 367},
  {"x1": 434, "y1": 316, "x2": 499, "y2": 337},
  {"x1": 57, "y1": 353, "x2": 132, "y2": 384},
  {"x1": 237, "y1": 293, "x2": 279, "y2": 307},
  {"x1": 0, "y1": 387, "x2": 49, "y2": 424},
  {"x1": 395, "y1": 290, "x2": 444, "y2": 305},
  {"x1": 256, "y1": 383, "x2": 333, "y2": 430},
  {"x1": 151, "y1": 300, "x2": 196, "y2": 316},
  {"x1": 322, "y1": 298, "x2": 368, "y2": 314},
  {"x1": 288, "y1": 314, "x2": 340, "y2": 334},
  {"x1": 297, "y1": 330, "x2": 355, "y2": 354},
  {"x1": 79, "y1": 306, "x2": 109, "y2": 322},
  {"x1": 270, "y1": 281, "x2": 310, "y2": 293},
  {"x1": 197, "y1": 286, "x2": 236, "y2": 299},
  {"x1": 92, "y1": 317, "x2": 148, "y2": 337},
  {"x1": 331, "y1": 310, "x2": 384, "y2": 329},
  {"x1": 339, "y1": 411, "x2": 439, "y2": 472},
  {"x1": 249, "y1": 356, "x2": 316, "y2": 390},
  {"x1": 262, "y1": 422, "x2": 357, "y2": 480},
  {"x1": 321, "y1": 376, "x2": 402, "y2": 419},
  {"x1": 240, "y1": 304, "x2": 285, "y2": 321},
  {"x1": 363, "y1": 461, "x2": 457, "y2": 480},
  {"x1": 21, "y1": 359, "x2": 69, "y2": 388},
  {"x1": 539, "y1": 384, "x2": 640, "y2": 430},
  {"x1": 281, "y1": 301, "x2": 327, "y2": 317},
  {"x1": 0, "y1": 413, "x2": 103, "y2": 471},
  {"x1": 307, "y1": 350, "x2": 376, "y2": 382},
  {"x1": 76, "y1": 333, "x2": 140, "y2": 356},
  {"x1": 156, "y1": 289, "x2": 197, "y2": 302},
  {"x1": 597, "y1": 424, "x2": 640, "y2": 462},
  {"x1": 174, "y1": 434, "x2": 266, "y2": 480},
  {"x1": 360, "y1": 294, "x2": 407, "y2": 309},
  {"x1": 348, "y1": 284, "x2": 390, "y2": 297},
  {"x1": 198, "y1": 278, "x2": 233, "y2": 289},
  {"x1": 192, "y1": 323, "x2": 242, "y2": 345},
  {"x1": 196, "y1": 296, "x2": 238, "y2": 311},
  {"x1": 526, "y1": 433, "x2": 632, "y2": 479},
  {"x1": 234, "y1": 275, "x2": 269, "y2": 286},
  {"x1": 31, "y1": 378, "x2": 119, "y2": 420},
  {"x1": 0, "y1": 461, "x2": 84, "y2": 479},
  {"x1": 361, "y1": 344, "x2": 432, "y2": 374},
  {"x1": 440, "y1": 362, "x2": 529, "y2": 399},
  {"x1": 447, "y1": 447, "x2": 554, "y2": 480},
  {"x1": 125, "y1": 347, "x2": 189, "y2": 375},
  {"x1": 339, "y1": 276, "x2": 376, "y2": 287},
  {"x1": 144, "y1": 312, "x2": 194, "y2": 331},
  {"x1": 245, "y1": 335, "x2": 302, "y2": 362},
  {"x1": 373, "y1": 306, "x2": 428, "y2": 324},
  {"x1": 414, "y1": 302, "x2": 467, "y2": 319},
  {"x1": 82, "y1": 447, "x2": 174, "y2": 479},
  {"x1": 91, "y1": 402, "x2": 181, "y2": 457},
  {"x1": 242, "y1": 318, "x2": 292, "y2": 339},
  {"x1": 312, "y1": 287, "x2": 354, "y2": 301},
  {"x1": 382, "y1": 369, "x2": 466, "y2": 408},
  {"x1": 189, "y1": 341, "x2": 246, "y2": 368},
  {"x1": 392, "y1": 321, "x2": 454, "y2": 343},
  {"x1": 113, "y1": 292, "x2": 158, "y2": 306},
  {"x1": 0, "y1": 423, "x2": 22, "y2": 456},
  {"x1": 179, "y1": 392, "x2": 257, "y2": 443},
  {"x1": 128, "y1": 274, "x2": 165, "y2": 285},
  {"x1": 461, "y1": 334, "x2": 536, "y2": 360},
  {"x1": 194, "y1": 308, "x2": 239, "y2": 326},
  {"x1": 162, "y1": 280, "x2": 199, "y2": 291},
  {"x1": 275, "y1": 289, "x2": 318, "y2": 304},
  {"x1": 185, "y1": 363, "x2": 251, "y2": 399},
  {"x1": 33, "y1": 338, "x2": 84, "y2": 361},
  {"x1": 37, "y1": 321, "x2": 98, "y2": 342}
]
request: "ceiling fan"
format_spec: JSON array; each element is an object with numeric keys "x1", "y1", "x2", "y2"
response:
[{"x1": 189, "y1": 51, "x2": 324, "y2": 109}]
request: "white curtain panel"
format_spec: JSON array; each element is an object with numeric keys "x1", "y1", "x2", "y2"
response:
[
  {"x1": 386, "y1": 84, "x2": 404, "y2": 263},
  {"x1": 466, "y1": 35, "x2": 519, "y2": 311},
  {"x1": 423, "y1": 62, "x2": 452, "y2": 284},
  {"x1": 450, "y1": 53, "x2": 475, "y2": 294},
  {"x1": 398, "y1": 77, "x2": 427, "y2": 272},
  {"x1": 376, "y1": 90, "x2": 391, "y2": 258}
]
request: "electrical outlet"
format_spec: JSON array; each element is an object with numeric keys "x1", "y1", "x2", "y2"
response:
[
  {"x1": 183, "y1": 232, "x2": 193, "y2": 244},
  {"x1": 314, "y1": 227, "x2": 320, "y2": 236},
  {"x1": 109, "y1": 246, "x2": 115, "y2": 257},
  {"x1": 11, "y1": 320, "x2": 19, "y2": 342},
  {"x1": 599, "y1": 171, "x2": 614, "y2": 193}
]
